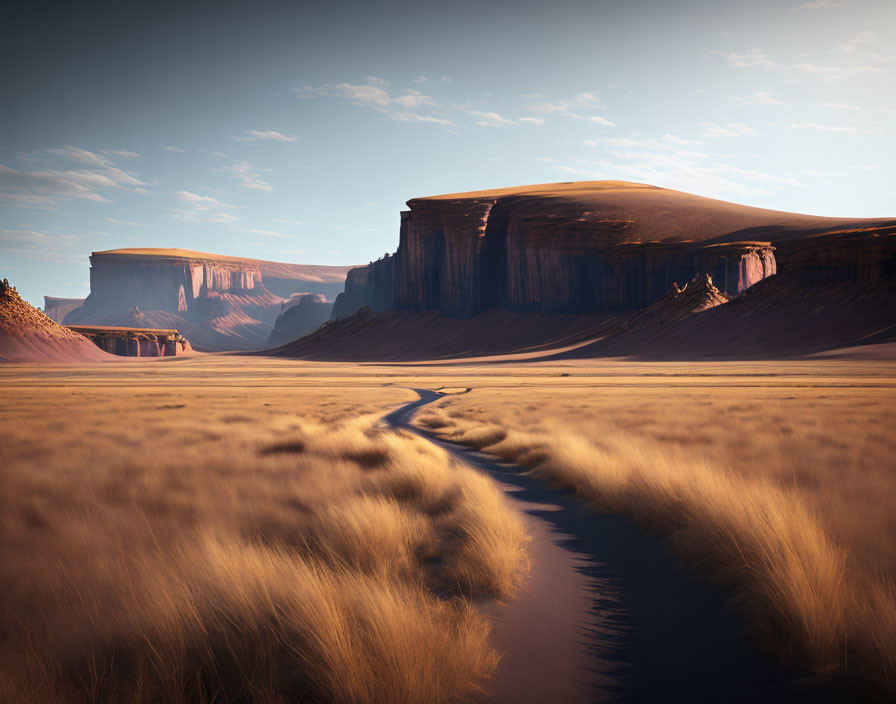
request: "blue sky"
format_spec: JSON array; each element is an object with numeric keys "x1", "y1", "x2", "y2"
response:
[{"x1": 1, "y1": 0, "x2": 894, "y2": 307}]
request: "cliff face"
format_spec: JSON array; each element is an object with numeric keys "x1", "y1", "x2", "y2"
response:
[
  {"x1": 65, "y1": 249, "x2": 355, "y2": 350},
  {"x1": 337, "y1": 181, "x2": 894, "y2": 320},
  {"x1": 43, "y1": 297, "x2": 85, "y2": 322},
  {"x1": 265, "y1": 293, "x2": 333, "y2": 348}
]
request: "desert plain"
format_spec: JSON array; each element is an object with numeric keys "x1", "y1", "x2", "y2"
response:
[{"x1": 2, "y1": 352, "x2": 894, "y2": 703}]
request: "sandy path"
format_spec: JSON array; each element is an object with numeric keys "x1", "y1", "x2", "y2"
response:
[{"x1": 384, "y1": 390, "x2": 825, "y2": 704}]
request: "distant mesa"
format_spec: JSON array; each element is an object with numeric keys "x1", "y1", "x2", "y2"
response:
[
  {"x1": 266, "y1": 293, "x2": 333, "y2": 348},
  {"x1": 0, "y1": 278, "x2": 111, "y2": 363},
  {"x1": 61, "y1": 248, "x2": 356, "y2": 351},
  {"x1": 274, "y1": 180, "x2": 895, "y2": 360},
  {"x1": 43, "y1": 296, "x2": 85, "y2": 323}
]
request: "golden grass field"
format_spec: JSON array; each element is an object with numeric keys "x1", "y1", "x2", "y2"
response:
[
  {"x1": 0, "y1": 360, "x2": 528, "y2": 704},
  {"x1": 415, "y1": 360, "x2": 896, "y2": 697},
  {"x1": 1, "y1": 354, "x2": 894, "y2": 700}
]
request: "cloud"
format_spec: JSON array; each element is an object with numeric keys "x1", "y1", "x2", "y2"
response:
[
  {"x1": 175, "y1": 191, "x2": 227, "y2": 209},
  {"x1": 786, "y1": 122, "x2": 860, "y2": 133},
  {"x1": 105, "y1": 217, "x2": 147, "y2": 226},
  {"x1": 160, "y1": 145, "x2": 188, "y2": 153},
  {"x1": 836, "y1": 31, "x2": 878, "y2": 52},
  {"x1": 554, "y1": 149, "x2": 800, "y2": 200},
  {"x1": 817, "y1": 101, "x2": 861, "y2": 110},
  {"x1": 792, "y1": 62, "x2": 885, "y2": 80},
  {"x1": 207, "y1": 213, "x2": 239, "y2": 223},
  {"x1": 725, "y1": 43, "x2": 888, "y2": 82},
  {"x1": 392, "y1": 112, "x2": 454, "y2": 126},
  {"x1": 251, "y1": 228, "x2": 294, "y2": 237},
  {"x1": 221, "y1": 161, "x2": 273, "y2": 191},
  {"x1": 727, "y1": 49, "x2": 777, "y2": 68},
  {"x1": 791, "y1": 0, "x2": 847, "y2": 8},
  {"x1": 527, "y1": 91, "x2": 603, "y2": 116},
  {"x1": 466, "y1": 110, "x2": 516, "y2": 127},
  {"x1": 699, "y1": 122, "x2": 757, "y2": 138},
  {"x1": 365, "y1": 76, "x2": 390, "y2": 87},
  {"x1": 0, "y1": 229, "x2": 81, "y2": 263},
  {"x1": 334, "y1": 82, "x2": 392, "y2": 106},
  {"x1": 238, "y1": 130, "x2": 298, "y2": 142},
  {"x1": 392, "y1": 90, "x2": 435, "y2": 108},
  {"x1": 587, "y1": 116, "x2": 616, "y2": 126},
  {"x1": 0, "y1": 146, "x2": 147, "y2": 208},
  {"x1": 734, "y1": 91, "x2": 786, "y2": 105},
  {"x1": 171, "y1": 193, "x2": 237, "y2": 224},
  {"x1": 519, "y1": 117, "x2": 545, "y2": 125},
  {"x1": 104, "y1": 149, "x2": 140, "y2": 158}
]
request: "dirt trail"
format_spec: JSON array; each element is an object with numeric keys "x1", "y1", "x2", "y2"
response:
[{"x1": 384, "y1": 389, "x2": 824, "y2": 704}]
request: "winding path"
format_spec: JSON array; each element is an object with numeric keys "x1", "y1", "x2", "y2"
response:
[{"x1": 384, "y1": 390, "x2": 823, "y2": 704}]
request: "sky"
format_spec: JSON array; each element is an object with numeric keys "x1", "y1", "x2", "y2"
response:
[{"x1": 1, "y1": 0, "x2": 894, "y2": 307}]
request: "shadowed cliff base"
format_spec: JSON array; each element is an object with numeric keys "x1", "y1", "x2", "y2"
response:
[
  {"x1": 264, "y1": 271, "x2": 896, "y2": 362},
  {"x1": 264, "y1": 308, "x2": 622, "y2": 362}
]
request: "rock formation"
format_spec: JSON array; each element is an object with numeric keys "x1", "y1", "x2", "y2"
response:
[
  {"x1": 43, "y1": 297, "x2": 85, "y2": 322},
  {"x1": 265, "y1": 293, "x2": 333, "y2": 348},
  {"x1": 619, "y1": 273, "x2": 731, "y2": 333},
  {"x1": 288, "y1": 181, "x2": 895, "y2": 360},
  {"x1": 64, "y1": 249, "x2": 355, "y2": 350},
  {"x1": 0, "y1": 278, "x2": 111, "y2": 363},
  {"x1": 66, "y1": 322, "x2": 193, "y2": 357},
  {"x1": 332, "y1": 181, "x2": 896, "y2": 321}
]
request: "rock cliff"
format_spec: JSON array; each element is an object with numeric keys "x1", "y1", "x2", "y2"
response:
[
  {"x1": 336, "y1": 181, "x2": 892, "y2": 320},
  {"x1": 43, "y1": 297, "x2": 85, "y2": 322},
  {"x1": 265, "y1": 293, "x2": 333, "y2": 348},
  {"x1": 65, "y1": 249, "x2": 355, "y2": 350}
]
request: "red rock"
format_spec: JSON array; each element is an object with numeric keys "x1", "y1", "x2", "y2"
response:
[
  {"x1": 42, "y1": 297, "x2": 85, "y2": 322},
  {"x1": 0, "y1": 280, "x2": 112, "y2": 363},
  {"x1": 64, "y1": 248, "x2": 357, "y2": 350},
  {"x1": 338, "y1": 181, "x2": 894, "y2": 320}
]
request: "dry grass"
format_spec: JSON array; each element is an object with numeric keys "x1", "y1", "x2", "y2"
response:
[
  {"x1": 0, "y1": 378, "x2": 527, "y2": 703},
  {"x1": 416, "y1": 381, "x2": 896, "y2": 697}
]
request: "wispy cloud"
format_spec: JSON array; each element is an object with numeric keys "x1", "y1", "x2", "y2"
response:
[
  {"x1": 791, "y1": 0, "x2": 847, "y2": 9},
  {"x1": 0, "y1": 148, "x2": 146, "y2": 208},
  {"x1": 0, "y1": 228, "x2": 81, "y2": 263},
  {"x1": 734, "y1": 91, "x2": 786, "y2": 105},
  {"x1": 786, "y1": 122, "x2": 860, "y2": 133},
  {"x1": 236, "y1": 130, "x2": 298, "y2": 142},
  {"x1": 792, "y1": 62, "x2": 885, "y2": 80},
  {"x1": 251, "y1": 228, "x2": 295, "y2": 238},
  {"x1": 175, "y1": 191, "x2": 228, "y2": 210},
  {"x1": 835, "y1": 31, "x2": 878, "y2": 52},
  {"x1": 220, "y1": 161, "x2": 273, "y2": 191},
  {"x1": 392, "y1": 112, "x2": 454, "y2": 126},
  {"x1": 105, "y1": 149, "x2": 140, "y2": 158},
  {"x1": 160, "y1": 145, "x2": 188, "y2": 153},
  {"x1": 699, "y1": 122, "x2": 757, "y2": 138},
  {"x1": 727, "y1": 49, "x2": 778, "y2": 68},
  {"x1": 466, "y1": 110, "x2": 516, "y2": 127},
  {"x1": 818, "y1": 101, "x2": 862, "y2": 110},
  {"x1": 391, "y1": 90, "x2": 435, "y2": 108},
  {"x1": 172, "y1": 191, "x2": 237, "y2": 224}
]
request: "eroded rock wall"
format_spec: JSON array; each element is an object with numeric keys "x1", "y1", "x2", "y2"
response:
[
  {"x1": 337, "y1": 189, "x2": 782, "y2": 319},
  {"x1": 65, "y1": 250, "x2": 354, "y2": 350}
]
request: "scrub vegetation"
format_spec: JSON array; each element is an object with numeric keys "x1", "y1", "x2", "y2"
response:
[
  {"x1": 415, "y1": 380, "x2": 896, "y2": 698},
  {"x1": 0, "y1": 381, "x2": 527, "y2": 704}
]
